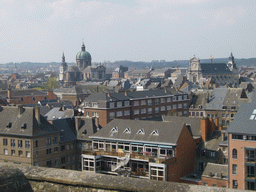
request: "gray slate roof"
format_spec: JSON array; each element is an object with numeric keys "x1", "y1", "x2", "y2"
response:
[
  {"x1": 162, "y1": 116, "x2": 201, "y2": 138},
  {"x1": 0, "y1": 106, "x2": 58, "y2": 137},
  {"x1": 90, "y1": 119, "x2": 186, "y2": 145},
  {"x1": 228, "y1": 101, "x2": 256, "y2": 134},
  {"x1": 77, "y1": 117, "x2": 98, "y2": 141},
  {"x1": 202, "y1": 163, "x2": 228, "y2": 179},
  {"x1": 0, "y1": 89, "x2": 47, "y2": 98},
  {"x1": 200, "y1": 63, "x2": 232, "y2": 75},
  {"x1": 44, "y1": 107, "x2": 74, "y2": 121}
]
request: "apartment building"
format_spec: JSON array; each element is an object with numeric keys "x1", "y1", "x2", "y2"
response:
[
  {"x1": 0, "y1": 105, "x2": 79, "y2": 170},
  {"x1": 81, "y1": 119, "x2": 196, "y2": 182},
  {"x1": 79, "y1": 88, "x2": 189, "y2": 127},
  {"x1": 228, "y1": 101, "x2": 256, "y2": 190}
]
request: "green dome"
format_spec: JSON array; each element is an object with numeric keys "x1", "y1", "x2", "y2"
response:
[{"x1": 76, "y1": 51, "x2": 91, "y2": 60}]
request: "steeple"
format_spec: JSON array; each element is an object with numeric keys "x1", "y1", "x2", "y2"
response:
[
  {"x1": 62, "y1": 52, "x2": 65, "y2": 63},
  {"x1": 81, "y1": 41, "x2": 85, "y2": 51},
  {"x1": 227, "y1": 52, "x2": 237, "y2": 71}
]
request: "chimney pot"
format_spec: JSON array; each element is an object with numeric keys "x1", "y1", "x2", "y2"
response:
[{"x1": 18, "y1": 105, "x2": 24, "y2": 115}]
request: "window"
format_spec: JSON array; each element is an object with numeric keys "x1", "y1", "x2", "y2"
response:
[
  {"x1": 47, "y1": 161, "x2": 52, "y2": 167},
  {"x1": 150, "y1": 166, "x2": 164, "y2": 181},
  {"x1": 109, "y1": 102, "x2": 115, "y2": 108},
  {"x1": 11, "y1": 150, "x2": 15, "y2": 156},
  {"x1": 21, "y1": 98, "x2": 23, "y2": 102},
  {"x1": 116, "y1": 111, "x2": 123, "y2": 117},
  {"x1": 160, "y1": 98, "x2": 165, "y2": 103},
  {"x1": 134, "y1": 101, "x2": 139, "y2": 106},
  {"x1": 178, "y1": 111, "x2": 182, "y2": 116},
  {"x1": 184, "y1": 103, "x2": 187, "y2": 109},
  {"x1": 92, "y1": 102, "x2": 98, "y2": 108},
  {"x1": 155, "y1": 107, "x2": 159, "y2": 113},
  {"x1": 46, "y1": 148, "x2": 51, "y2": 155},
  {"x1": 232, "y1": 149, "x2": 237, "y2": 159},
  {"x1": 173, "y1": 96, "x2": 177, "y2": 101},
  {"x1": 148, "y1": 108, "x2": 152, "y2": 114},
  {"x1": 124, "y1": 101, "x2": 130, "y2": 106},
  {"x1": 46, "y1": 138, "x2": 51, "y2": 146},
  {"x1": 11, "y1": 139, "x2": 15, "y2": 147},
  {"x1": 3, "y1": 138, "x2": 7, "y2": 146},
  {"x1": 167, "y1": 97, "x2": 171, "y2": 102},
  {"x1": 147, "y1": 99, "x2": 152, "y2": 106},
  {"x1": 61, "y1": 145, "x2": 65, "y2": 151},
  {"x1": 53, "y1": 137, "x2": 57, "y2": 144},
  {"x1": 18, "y1": 150, "x2": 23, "y2": 156},
  {"x1": 4, "y1": 149, "x2": 8, "y2": 155},
  {"x1": 35, "y1": 140, "x2": 38, "y2": 148},
  {"x1": 167, "y1": 105, "x2": 171, "y2": 110},
  {"x1": 92, "y1": 112, "x2": 99, "y2": 117},
  {"x1": 232, "y1": 164, "x2": 237, "y2": 175},
  {"x1": 54, "y1": 147, "x2": 58, "y2": 153},
  {"x1": 18, "y1": 140, "x2": 23, "y2": 148},
  {"x1": 184, "y1": 95, "x2": 188, "y2": 100},
  {"x1": 178, "y1": 104, "x2": 182, "y2": 109},
  {"x1": 134, "y1": 109, "x2": 139, "y2": 115},
  {"x1": 247, "y1": 181, "x2": 255, "y2": 190},
  {"x1": 178, "y1": 96, "x2": 182, "y2": 101},
  {"x1": 247, "y1": 166, "x2": 255, "y2": 177},
  {"x1": 155, "y1": 99, "x2": 159, "y2": 105},
  {"x1": 32, "y1": 97, "x2": 35, "y2": 101},
  {"x1": 233, "y1": 180, "x2": 238, "y2": 189},
  {"x1": 85, "y1": 102, "x2": 90, "y2": 107},
  {"x1": 67, "y1": 144, "x2": 70, "y2": 150},
  {"x1": 25, "y1": 141, "x2": 30, "y2": 148},
  {"x1": 85, "y1": 111, "x2": 89, "y2": 117},
  {"x1": 117, "y1": 102, "x2": 122, "y2": 107},
  {"x1": 67, "y1": 156, "x2": 71, "y2": 163},
  {"x1": 203, "y1": 182, "x2": 208, "y2": 186},
  {"x1": 141, "y1": 100, "x2": 146, "y2": 105},
  {"x1": 161, "y1": 106, "x2": 165, "y2": 111},
  {"x1": 55, "y1": 159, "x2": 59, "y2": 167},
  {"x1": 109, "y1": 112, "x2": 115, "y2": 119},
  {"x1": 232, "y1": 134, "x2": 243, "y2": 140},
  {"x1": 124, "y1": 110, "x2": 130, "y2": 116},
  {"x1": 173, "y1": 104, "x2": 177, "y2": 109},
  {"x1": 141, "y1": 108, "x2": 146, "y2": 114}
]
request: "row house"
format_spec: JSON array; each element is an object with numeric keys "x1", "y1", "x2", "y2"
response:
[
  {"x1": 228, "y1": 101, "x2": 256, "y2": 190},
  {"x1": 81, "y1": 119, "x2": 196, "y2": 182},
  {"x1": 0, "y1": 105, "x2": 79, "y2": 170},
  {"x1": 79, "y1": 88, "x2": 189, "y2": 127}
]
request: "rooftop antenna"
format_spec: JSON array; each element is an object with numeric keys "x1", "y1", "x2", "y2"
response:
[{"x1": 210, "y1": 55, "x2": 214, "y2": 63}]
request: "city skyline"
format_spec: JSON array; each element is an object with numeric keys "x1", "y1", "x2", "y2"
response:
[{"x1": 0, "y1": 0, "x2": 255, "y2": 63}]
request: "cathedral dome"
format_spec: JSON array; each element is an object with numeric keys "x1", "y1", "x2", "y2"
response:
[{"x1": 76, "y1": 42, "x2": 91, "y2": 60}]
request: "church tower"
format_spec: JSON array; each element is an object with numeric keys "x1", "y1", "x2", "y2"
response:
[
  {"x1": 187, "y1": 56, "x2": 202, "y2": 83},
  {"x1": 227, "y1": 52, "x2": 237, "y2": 72},
  {"x1": 59, "y1": 53, "x2": 68, "y2": 81}
]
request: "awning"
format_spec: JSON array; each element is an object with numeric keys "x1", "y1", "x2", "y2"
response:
[{"x1": 158, "y1": 145, "x2": 173, "y2": 149}]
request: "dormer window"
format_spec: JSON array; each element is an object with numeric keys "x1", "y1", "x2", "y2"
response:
[
  {"x1": 137, "y1": 128, "x2": 145, "y2": 135},
  {"x1": 6, "y1": 122, "x2": 12, "y2": 128},
  {"x1": 82, "y1": 129, "x2": 87, "y2": 134},
  {"x1": 21, "y1": 123, "x2": 27, "y2": 129},
  {"x1": 150, "y1": 130, "x2": 159, "y2": 136},
  {"x1": 111, "y1": 127, "x2": 118, "y2": 133},
  {"x1": 123, "y1": 128, "x2": 131, "y2": 134}
]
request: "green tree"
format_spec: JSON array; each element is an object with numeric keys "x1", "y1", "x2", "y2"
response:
[{"x1": 43, "y1": 77, "x2": 59, "y2": 90}]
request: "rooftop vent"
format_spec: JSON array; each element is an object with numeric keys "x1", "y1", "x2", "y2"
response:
[{"x1": 6, "y1": 122, "x2": 12, "y2": 128}]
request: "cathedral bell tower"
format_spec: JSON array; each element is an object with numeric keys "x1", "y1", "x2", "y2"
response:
[
  {"x1": 59, "y1": 53, "x2": 68, "y2": 81},
  {"x1": 227, "y1": 52, "x2": 237, "y2": 72},
  {"x1": 187, "y1": 55, "x2": 202, "y2": 83}
]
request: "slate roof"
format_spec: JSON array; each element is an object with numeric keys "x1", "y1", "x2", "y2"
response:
[
  {"x1": 162, "y1": 115, "x2": 201, "y2": 138},
  {"x1": 200, "y1": 63, "x2": 232, "y2": 75},
  {"x1": 0, "y1": 106, "x2": 59, "y2": 137},
  {"x1": 228, "y1": 101, "x2": 256, "y2": 134},
  {"x1": 76, "y1": 117, "x2": 98, "y2": 140},
  {"x1": 90, "y1": 119, "x2": 186, "y2": 145},
  {"x1": 202, "y1": 163, "x2": 228, "y2": 179},
  {"x1": 44, "y1": 107, "x2": 74, "y2": 121},
  {"x1": 66, "y1": 65, "x2": 81, "y2": 73},
  {"x1": 0, "y1": 89, "x2": 47, "y2": 98},
  {"x1": 206, "y1": 88, "x2": 229, "y2": 110},
  {"x1": 200, "y1": 130, "x2": 223, "y2": 151}
]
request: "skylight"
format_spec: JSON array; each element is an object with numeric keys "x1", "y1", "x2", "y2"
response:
[
  {"x1": 111, "y1": 127, "x2": 118, "y2": 133},
  {"x1": 123, "y1": 128, "x2": 131, "y2": 134},
  {"x1": 150, "y1": 130, "x2": 159, "y2": 136},
  {"x1": 249, "y1": 110, "x2": 256, "y2": 120}
]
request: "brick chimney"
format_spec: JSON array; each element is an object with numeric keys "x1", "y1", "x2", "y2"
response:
[
  {"x1": 200, "y1": 118, "x2": 209, "y2": 141},
  {"x1": 34, "y1": 106, "x2": 40, "y2": 123},
  {"x1": 75, "y1": 117, "x2": 81, "y2": 130},
  {"x1": 18, "y1": 105, "x2": 24, "y2": 115},
  {"x1": 94, "y1": 117, "x2": 99, "y2": 128}
]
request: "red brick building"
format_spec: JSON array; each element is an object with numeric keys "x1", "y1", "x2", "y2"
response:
[{"x1": 79, "y1": 88, "x2": 190, "y2": 127}]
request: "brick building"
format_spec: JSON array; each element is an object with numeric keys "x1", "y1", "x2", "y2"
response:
[
  {"x1": 81, "y1": 119, "x2": 196, "y2": 182},
  {"x1": 0, "y1": 106, "x2": 79, "y2": 170},
  {"x1": 79, "y1": 88, "x2": 190, "y2": 127},
  {"x1": 228, "y1": 101, "x2": 256, "y2": 190},
  {"x1": 0, "y1": 89, "x2": 57, "y2": 105}
]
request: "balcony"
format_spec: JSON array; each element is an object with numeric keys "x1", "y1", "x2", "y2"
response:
[{"x1": 82, "y1": 149, "x2": 174, "y2": 164}]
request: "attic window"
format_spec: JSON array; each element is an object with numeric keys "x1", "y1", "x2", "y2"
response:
[
  {"x1": 137, "y1": 128, "x2": 145, "y2": 135},
  {"x1": 111, "y1": 127, "x2": 118, "y2": 133},
  {"x1": 21, "y1": 123, "x2": 27, "y2": 129},
  {"x1": 123, "y1": 128, "x2": 131, "y2": 134},
  {"x1": 150, "y1": 130, "x2": 159, "y2": 136},
  {"x1": 6, "y1": 122, "x2": 12, "y2": 128},
  {"x1": 250, "y1": 109, "x2": 256, "y2": 120},
  {"x1": 83, "y1": 129, "x2": 87, "y2": 134}
]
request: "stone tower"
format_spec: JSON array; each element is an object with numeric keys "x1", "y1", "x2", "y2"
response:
[
  {"x1": 187, "y1": 56, "x2": 202, "y2": 83},
  {"x1": 59, "y1": 53, "x2": 68, "y2": 81}
]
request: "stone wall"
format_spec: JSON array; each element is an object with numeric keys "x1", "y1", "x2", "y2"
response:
[{"x1": 0, "y1": 163, "x2": 251, "y2": 192}]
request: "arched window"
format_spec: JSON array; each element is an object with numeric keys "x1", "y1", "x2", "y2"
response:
[{"x1": 232, "y1": 149, "x2": 237, "y2": 159}]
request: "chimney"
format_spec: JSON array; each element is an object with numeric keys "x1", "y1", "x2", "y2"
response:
[
  {"x1": 96, "y1": 85, "x2": 99, "y2": 92},
  {"x1": 94, "y1": 117, "x2": 99, "y2": 128},
  {"x1": 221, "y1": 132, "x2": 225, "y2": 141},
  {"x1": 125, "y1": 90, "x2": 127, "y2": 96},
  {"x1": 75, "y1": 117, "x2": 81, "y2": 130},
  {"x1": 164, "y1": 87, "x2": 167, "y2": 93},
  {"x1": 34, "y1": 106, "x2": 40, "y2": 123},
  {"x1": 108, "y1": 91, "x2": 111, "y2": 97},
  {"x1": 18, "y1": 105, "x2": 24, "y2": 115},
  {"x1": 7, "y1": 88, "x2": 11, "y2": 99},
  {"x1": 200, "y1": 118, "x2": 209, "y2": 141}
]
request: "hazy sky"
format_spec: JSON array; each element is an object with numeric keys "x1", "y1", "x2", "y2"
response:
[{"x1": 0, "y1": 0, "x2": 255, "y2": 63}]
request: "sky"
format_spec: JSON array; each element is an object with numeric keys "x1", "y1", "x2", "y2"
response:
[{"x1": 0, "y1": 0, "x2": 255, "y2": 63}]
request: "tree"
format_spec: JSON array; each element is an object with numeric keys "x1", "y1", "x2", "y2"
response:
[{"x1": 42, "y1": 77, "x2": 59, "y2": 90}]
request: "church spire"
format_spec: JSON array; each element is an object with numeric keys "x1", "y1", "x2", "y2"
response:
[
  {"x1": 82, "y1": 41, "x2": 85, "y2": 51},
  {"x1": 62, "y1": 52, "x2": 65, "y2": 63}
]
